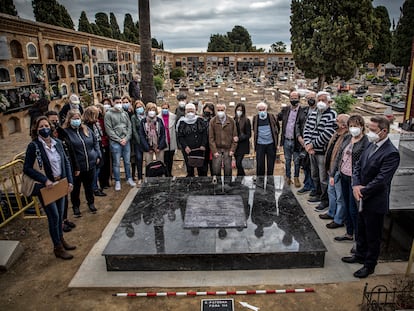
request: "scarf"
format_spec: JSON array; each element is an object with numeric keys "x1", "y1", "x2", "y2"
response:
[{"x1": 145, "y1": 117, "x2": 158, "y2": 150}]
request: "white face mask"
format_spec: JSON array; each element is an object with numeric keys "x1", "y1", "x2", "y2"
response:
[
  {"x1": 217, "y1": 111, "x2": 225, "y2": 119},
  {"x1": 367, "y1": 131, "x2": 380, "y2": 143},
  {"x1": 114, "y1": 103, "x2": 123, "y2": 111},
  {"x1": 236, "y1": 110, "x2": 243, "y2": 118},
  {"x1": 103, "y1": 104, "x2": 111, "y2": 111},
  {"x1": 179, "y1": 101, "x2": 186, "y2": 108},
  {"x1": 186, "y1": 112, "x2": 195, "y2": 119},
  {"x1": 316, "y1": 101, "x2": 327, "y2": 111},
  {"x1": 148, "y1": 111, "x2": 156, "y2": 118},
  {"x1": 349, "y1": 127, "x2": 361, "y2": 137}
]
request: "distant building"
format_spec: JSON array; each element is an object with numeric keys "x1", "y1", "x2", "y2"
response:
[{"x1": 0, "y1": 13, "x2": 295, "y2": 138}]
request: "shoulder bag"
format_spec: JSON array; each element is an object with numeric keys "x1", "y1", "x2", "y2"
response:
[{"x1": 21, "y1": 143, "x2": 44, "y2": 197}]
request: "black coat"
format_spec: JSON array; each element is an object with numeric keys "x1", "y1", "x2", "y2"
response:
[{"x1": 234, "y1": 116, "x2": 251, "y2": 155}]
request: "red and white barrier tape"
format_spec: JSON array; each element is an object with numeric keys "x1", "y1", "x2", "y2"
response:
[{"x1": 113, "y1": 288, "x2": 315, "y2": 297}]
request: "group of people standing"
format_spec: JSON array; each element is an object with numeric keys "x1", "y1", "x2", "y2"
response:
[
  {"x1": 281, "y1": 90, "x2": 400, "y2": 278},
  {"x1": 25, "y1": 87, "x2": 400, "y2": 278}
]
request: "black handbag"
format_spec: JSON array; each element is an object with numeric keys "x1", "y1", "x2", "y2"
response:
[{"x1": 188, "y1": 148, "x2": 205, "y2": 167}]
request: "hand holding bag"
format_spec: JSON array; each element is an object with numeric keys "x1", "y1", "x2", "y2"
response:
[{"x1": 21, "y1": 143, "x2": 44, "y2": 197}]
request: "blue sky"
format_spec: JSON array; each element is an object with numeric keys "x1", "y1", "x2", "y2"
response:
[{"x1": 14, "y1": 0, "x2": 405, "y2": 52}]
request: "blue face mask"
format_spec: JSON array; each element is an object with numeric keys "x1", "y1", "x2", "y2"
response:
[
  {"x1": 122, "y1": 103, "x2": 130, "y2": 110},
  {"x1": 162, "y1": 109, "x2": 169, "y2": 115},
  {"x1": 259, "y1": 111, "x2": 267, "y2": 119},
  {"x1": 71, "y1": 119, "x2": 81, "y2": 128},
  {"x1": 136, "y1": 107, "x2": 144, "y2": 115},
  {"x1": 38, "y1": 127, "x2": 51, "y2": 138}
]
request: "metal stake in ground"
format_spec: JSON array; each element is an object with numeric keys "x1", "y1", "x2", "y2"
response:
[{"x1": 113, "y1": 288, "x2": 315, "y2": 297}]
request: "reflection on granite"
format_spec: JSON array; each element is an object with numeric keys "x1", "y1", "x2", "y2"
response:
[{"x1": 103, "y1": 176, "x2": 326, "y2": 271}]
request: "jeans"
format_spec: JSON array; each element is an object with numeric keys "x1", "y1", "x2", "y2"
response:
[
  {"x1": 134, "y1": 144, "x2": 144, "y2": 180},
  {"x1": 212, "y1": 150, "x2": 232, "y2": 176},
  {"x1": 283, "y1": 139, "x2": 300, "y2": 178},
  {"x1": 327, "y1": 172, "x2": 345, "y2": 224},
  {"x1": 310, "y1": 153, "x2": 328, "y2": 206},
  {"x1": 303, "y1": 165, "x2": 314, "y2": 191},
  {"x1": 341, "y1": 173, "x2": 358, "y2": 237},
  {"x1": 41, "y1": 193, "x2": 65, "y2": 247},
  {"x1": 256, "y1": 143, "x2": 276, "y2": 176},
  {"x1": 110, "y1": 141, "x2": 132, "y2": 181}
]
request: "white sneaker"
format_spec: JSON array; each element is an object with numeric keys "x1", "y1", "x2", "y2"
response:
[
  {"x1": 115, "y1": 181, "x2": 121, "y2": 191},
  {"x1": 127, "y1": 178, "x2": 136, "y2": 187}
]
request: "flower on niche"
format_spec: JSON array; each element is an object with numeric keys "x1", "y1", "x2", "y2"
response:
[
  {"x1": 0, "y1": 93, "x2": 10, "y2": 112},
  {"x1": 29, "y1": 90, "x2": 40, "y2": 102}
]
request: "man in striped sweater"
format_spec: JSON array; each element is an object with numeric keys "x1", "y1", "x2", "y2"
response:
[{"x1": 303, "y1": 91, "x2": 337, "y2": 212}]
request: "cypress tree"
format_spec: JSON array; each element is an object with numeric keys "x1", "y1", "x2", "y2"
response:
[
  {"x1": 78, "y1": 11, "x2": 93, "y2": 34},
  {"x1": 110, "y1": 13, "x2": 122, "y2": 40},
  {"x1": 0, "y1": 0, "x2": 18, "y2": 16}
]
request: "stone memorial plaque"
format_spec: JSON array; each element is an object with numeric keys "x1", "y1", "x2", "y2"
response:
[
  {"x1": 184, "y1": 195, "x2": 246, "y2": 228},
  {"x1": 201, "y1": 299, "x2": 234, "y2": 311}
]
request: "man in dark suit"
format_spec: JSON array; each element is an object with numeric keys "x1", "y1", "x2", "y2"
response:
[{"x1": 342, "y1": 116, "x2": 400, "y2": 278}]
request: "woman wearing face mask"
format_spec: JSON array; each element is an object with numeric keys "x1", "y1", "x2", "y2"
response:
[
  {"x1": 158, "y1": 102, "x2": 177, "y2": 177},
  {"x1": 95, "y1": 103, "x2": 111, "y2": 189},
  {"x1": 329, "y1": 114, "x2": 368, "y2": 245},
  {"x1": 200, "y1": 103, "x2": 215, "y2": 176},
  {"x1": 63, "y1": 109, "x2": 101, "y2": 217},
  {"x1": 234, "y1": 103, "x2": 251, "y2": 176},
  {"x1": 23, "y1": 116, "x2": 75, "y2": 260},
  {"x1": 176, "y1": 103, "x2": 208, "y2": 177},
  {"x1": 121, "y1": 95, "x2": 134, "y2": 118},
  {"x1": 131, "y1": 100, "x2": 146, "y2": 184},
  {"x1": 139, "y1": 102, "x2": 167, "y2": 166}
]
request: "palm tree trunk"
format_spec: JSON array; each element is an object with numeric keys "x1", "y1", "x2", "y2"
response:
[{"x1": 138, "y1": 0, "x2": 155, "y2": 104}]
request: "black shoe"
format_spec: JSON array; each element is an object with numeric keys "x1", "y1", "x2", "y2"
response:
[
  {"x1": 88, "y1": 204, "x2": 97, "y2": 214},
  {"x1": 73, "y1": 207, "x2": 82, "y2": 218},
  {"x1": 350, "y1": 246, "x2": 356, "y2": 254},
  {"x1": 64, "y1": 220, "x2": 76, "y2": 228},
  {"x1": 326, "y1": 221, "x2": 344, "y2": 229},
  {"x1": 353, "y1": 266, "x2": 374, "y2": 278},
  {"x1": 334, "y1": 235, "x2": 354, "y2": 242},
  {"x1": 308, "y1": 196, "x2": 321, "y2": 204},
  {"x1": 309, "y1": 190, "x2": 318, "y2": 197},
  {"x1": 319, "y1": 213, "x2": 333, "y2": 220},
  {"x1": 94, "y1": 190, "x2": 107, "y2": 197},
  {"x1": 297, "y1": 187, "x2": 311, "y2": 194},
  {"x1": 341, "y1": 256, "x2": 364, "y2": 264},
  {"x1": 62, "y1": 223, "x2": 72, "y2": 232},
  {"x1": 314, "y1": 203, "x2": 327, "y2": 212}
]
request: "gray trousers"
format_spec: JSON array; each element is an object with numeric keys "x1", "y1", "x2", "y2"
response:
[{"x1": 212, "y1": 150, "x2": 232, "y2": 176}]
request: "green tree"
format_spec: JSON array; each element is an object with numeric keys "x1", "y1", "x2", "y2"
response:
[
  {"x1": 207, "y1": 34, "x2": 232, "y2": 52},
  {"x1": 227, "y1": 25, "x2": 253, "y2": 52},
  {"x1": 90, "y1": 23, "x2": 102, "y2": 36},
  {"x1": 333, "y1": 94, "x2": 356, "y2": 114},
  {"x1": 291, "y1": 0, "x2": 378, "y2": 90},
  {"x1": 365, "y1": 6, "x2": 392, "y2": 67},
  {"x1": 170, "y1": 67, "x2": 185, "y2": 82},
  {"x1": 0, "y1": 0, "x2": 18, "y2": 16},
  {"x1": 153, "y1": 75, "x2": 164, "y2": 92},
  {"x1": 139, "y1": 0, "x2": 156, "y2": 104},
  {"x1": 152, "y1": 38, "x2": 160, "y2": 49},
  {"x1": 95, "y1": 12, "x2": 112, "y2": 38},
  {"x1": 32, "y1": 0, "x2": 74, "y2": 29},
  {"x1": 153, "y1": 63, "x2": 164, "y2": 77},
  {"x1": 391, "y1": 0, "x2": 414, "y2": 70},
  {"x1": 270, "y1": 41, "x2": 287, "y2": 52},
  {"x1": 123, "y1": 13, "x2": 139, "y2": 44},
  {"x1": 110, "y1": 13, "x2": 122, "y2": 40},
  {"x1": 78, "y1": 11, "x2": 93, "y2": 33}
]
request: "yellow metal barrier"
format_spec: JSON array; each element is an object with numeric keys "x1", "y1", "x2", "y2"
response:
[{"x1": 0, "y1": 159, "x2": 45, "y2": 228}]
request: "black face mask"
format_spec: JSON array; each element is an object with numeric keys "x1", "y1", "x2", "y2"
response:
[
  {"x1": 290, "y1": 100, "x2": 299, "y2": 106},
  {"x1": 307, "y1": 99, "x2": 316, "y2": 106},
  {"x1": 52, "y1": 121, "x2": 59, "y2": 128},
  {"x1": 203, "y1": 111, "x2": 212, "y2": 119}
]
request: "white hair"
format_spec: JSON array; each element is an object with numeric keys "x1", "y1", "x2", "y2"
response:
[
  {"x1": 256, "y1": 102, "x2": 267, "y2": 110},
  {"x1": 316, "y1": 91, "x2": 330, "y2": 99},
  {"x1": 185, "y1": 103, "x2": 196, "y2": 111}
]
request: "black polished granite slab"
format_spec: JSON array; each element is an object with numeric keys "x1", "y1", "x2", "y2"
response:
[{"x1": 103, "y1": 176, "x2": 327, "y2": 271}]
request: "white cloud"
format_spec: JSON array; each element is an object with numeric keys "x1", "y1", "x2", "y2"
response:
[{"x1": 13, "y1": 0, "x2": 404, "y2": 52}]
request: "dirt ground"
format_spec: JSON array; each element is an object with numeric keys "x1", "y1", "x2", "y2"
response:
[{"x1": 0, "y1": 83, "x2": 409, "y2": 310}]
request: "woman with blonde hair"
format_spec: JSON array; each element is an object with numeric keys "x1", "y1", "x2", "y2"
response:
[
  {"x1": 139, "y1": 102, "x2": 166, "y2": 166},
  {"x1": 63, "y1": 109, "x2": 101, "y2": 217}
]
